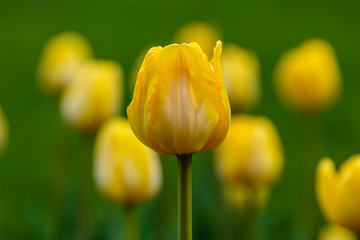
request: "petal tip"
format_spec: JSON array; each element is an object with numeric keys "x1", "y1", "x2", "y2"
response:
[
  {"x1": 318, "y1": 157, "x2": 336, "y2": 174},
  {"x1": 212, "y1": 40, "x2": 222, "y2": 62}
]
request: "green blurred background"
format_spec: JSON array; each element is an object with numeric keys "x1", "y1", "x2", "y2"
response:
[{"x1": 1, "y1": 0, "x2": 360, "y2": 239}]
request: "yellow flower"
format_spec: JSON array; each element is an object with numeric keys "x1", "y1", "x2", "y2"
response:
[
  {"x1": 215, "y1": 115, "x2": 284, "y2": 187},
  {"x1": 274, "y1": 39, "x2": 341, "y2": 113},
  {"x1": 0, "y1": 105, "x2": 8, "y2": 154},
  {"x1": 316, "y1": 155, "x2": 360, "y2": 233},
  {"x1": 38, "y1": 32, "x2": 93, "y2": 95},
  {"x1": 174, "y1": 22, "x2": 221, "y2": 58},
  {"x1": 127, "y1": 41, "x2": 230, "y2": 155},
  {"x1": 222, "y1": 44, "x2": 261, "y2": 111},
  {"x1": 317, "y1": 224, "x2": 357, "y2": 240},
  {"x1": 93, "y1": 117, "x2": 162, "y2": 205},
  {"x1": 61, "y1": 60, "x2": 123, "y2": 132}
]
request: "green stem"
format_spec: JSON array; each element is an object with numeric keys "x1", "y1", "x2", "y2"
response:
[
  {"x1": 231, "y1": 186, "x2": 260, "y2": 240},
  {"x1": 301, "y1": 115, "x2": 323, "y2": 237},
  {"x1": 243, "y1": 199, "x2": 259, "y2": 240},
  {"x1": 76, "y1": 135, "x2": 93, "y2": 240},
  {"x1": 124, "y1": 205, "x2": 139, "y2": 240},
  {"x1": 177, "y1": 154, "x2": 192, "y2": 240}
]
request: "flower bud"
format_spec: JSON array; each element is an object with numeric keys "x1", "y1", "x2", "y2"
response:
[
  {"x1": 317, "y1": 224, "x2": 356, "y2": 240},
  {"x1": 174, "y1": 22, "x2": 221, "y2": 58},
  {"x1": 316, "y1": 155, "x2": 360, "y2": 233},
  {"x1": 215, "y1": 115, "x2": 284, "y2": 187},
  {"x1": 274, "y1": 39, "x2": 341, "y2": 113},
  {"x1": 222, "y1": 44, "x2": 260, "y2": 111},
  {"x1": 93, "y1": 117, "x2": 162, "y2": 205},
  {"x1": 60, "y1": 60, "x2": 123, "y2": 132},
  {"x1": 0, "y1": 105, "x2": 8, "y2": 154},
  {"x1": 38, "y1": 32, "x2": 93, "y2": 95},
  {"x1": 127, "y1": 41, "x2": 230, "y2": 155}
]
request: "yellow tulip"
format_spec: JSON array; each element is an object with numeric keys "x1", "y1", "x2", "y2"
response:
[
  {"x1": 316, "y1": 155, "x2": 360, "y2": 233},
  {"x1": 127, "y1": 41, "x2": 230, "y2": 155},
  {"x1": 0, "y1": 105, "x2": 8, "y2": 154},
  {"x1": 38, "y1": 32, "x2": 93, "y2": 95},
  {"x1": 61, "y1": 60, "x2": 123, "y2": 132},
  {"x1": 174, "y1": 22, "x2": 221, "y2": 58},
  {"x1": 93, "y1": 117, "x2": 162, "y2": 205},
  {"x1": 215, "y1": 115, "x2": 284, "y2": 187},
  {"x1": 317, "y1": 224, "x2": 357, "y2": 240},
  {"x1": 274, "y1": 39, "x2": 341, "y2": 113},
  {"x1": 222, "y1": 44, "x2": 261, "y2": 111}
]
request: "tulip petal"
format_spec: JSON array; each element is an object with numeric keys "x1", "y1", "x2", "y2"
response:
[
  {"x1": 0, "y1": 105, "x2": 8, "y2": 154},
  {"x1": 337, "y1": 155, "x2": 360, "y2": 232},
  {"x1": 316, "y1": 158, "x2": 339, "y2": 223}
]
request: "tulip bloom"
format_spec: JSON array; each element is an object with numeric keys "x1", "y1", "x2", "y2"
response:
[
  {"x1": 127, "y1": 41, "x2": 230, "y2": 155},
  {"x1": 60, "y1": 60, "x2": 123, "y2": 132},
  {"x1": 0, "y1": 105, "x2": 8, "y2": 154},
  {"x1": 274, "y1": 39, "x2": 341, "y2": 113},
  {"x1": 316, "y1": 155, "x2": 360, "y2": 233},
  {"x1": 38, "y1": 32, "x2": 93, "y2": 95},
  {"x1": 215, "y1": 115, "x2": 284, "y2": 188},
  {"x1": 127, "y1": 41, "x2": 230, "y2": 240},
  {"x1": 93, "y1": 117, "x2": 162, "y2": 205},
  {"x1": 317, "y1": 224, "x2": 357, "y2": 240},
  {"x1": 222, "y1": 44, "x2": 261, "y2": 111},
  {"x1": 174, "y1": 22, "x2": 221, "y2": 58}
]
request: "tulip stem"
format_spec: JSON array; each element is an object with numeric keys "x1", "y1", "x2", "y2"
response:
[
  {"x1": 177, "y1": 154, "x2": 192, "y2": 240},
  {"x1": 124, "y1": 205, "x2": 139, "y2": 240},
  {"x1": 76, "y1": 135, "x2": 93, "y2": 240}
]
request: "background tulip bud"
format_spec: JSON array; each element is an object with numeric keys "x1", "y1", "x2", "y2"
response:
[
  {"x1": 173, "y1": 22, "x2": 221, "y2": 58},
  {"x1": 0, "y1": 105, "x2": 8, "y2": 154},
  {"x1": 60, "y1": 60, "x2": 123, "y2": 132},
  {"x1": 316, "y1": 156, "x2": 360, "y2": 233},
  {"x1": 127, "y1": 41, "x2": 230, "y2": 155},
  {"x1": 274, "y1": 39, "x2": 341, "y2": 113},
  {"x1": 93, "y1": 117, "x2": 162, "y2": 205},
  {"x1": 38, "y1": 32, "x2": 93, "y2": 95},
  {"x1": 222, "y1": 44, "x2": 261, "y2": 111},
  {"x1": 317, "y1": 224, "x2": 357, "y2": 240},
  {"x1": 215, "y1": 115, "x2": 284, "y2": 188}
]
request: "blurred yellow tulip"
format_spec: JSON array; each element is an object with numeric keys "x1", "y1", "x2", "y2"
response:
[
  {"x1": 215, "y1": 115, "x2": 284, "y2": 187},
  {"x1": 316, "y1": 155, "x2": 360, "y2": 233},
  {"x1": 317, "y1": 224, "x2": 357, "y2": 240},
  {"x1": 127, "y1": 41, "x2": 230, "y2": 155},
  {"x1": 274, "y1": 39, "x2": 341, "y2": 113},
  {"x1": 0, "y1": 105, "x2": 8, "y2": 154},
  {"x1": 222, "y1": 44, "x2": 261, "y2": 111},
  {"x1": 174, "y1": 22, "x2": 221, "y2": 58},
  {"x1": 93, "y1": 117, "x2": 162, "y2": 205},
  {"x1": 38, "y1": 32, "x2": 93, "y2": 95},
  {"x1": 61, "y1": 60, "x2": 123, "y2": 132}
]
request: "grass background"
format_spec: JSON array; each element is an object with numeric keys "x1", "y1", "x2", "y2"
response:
[{"x1": 1, "y1": 0, "x2": 360, "y2": 239}]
